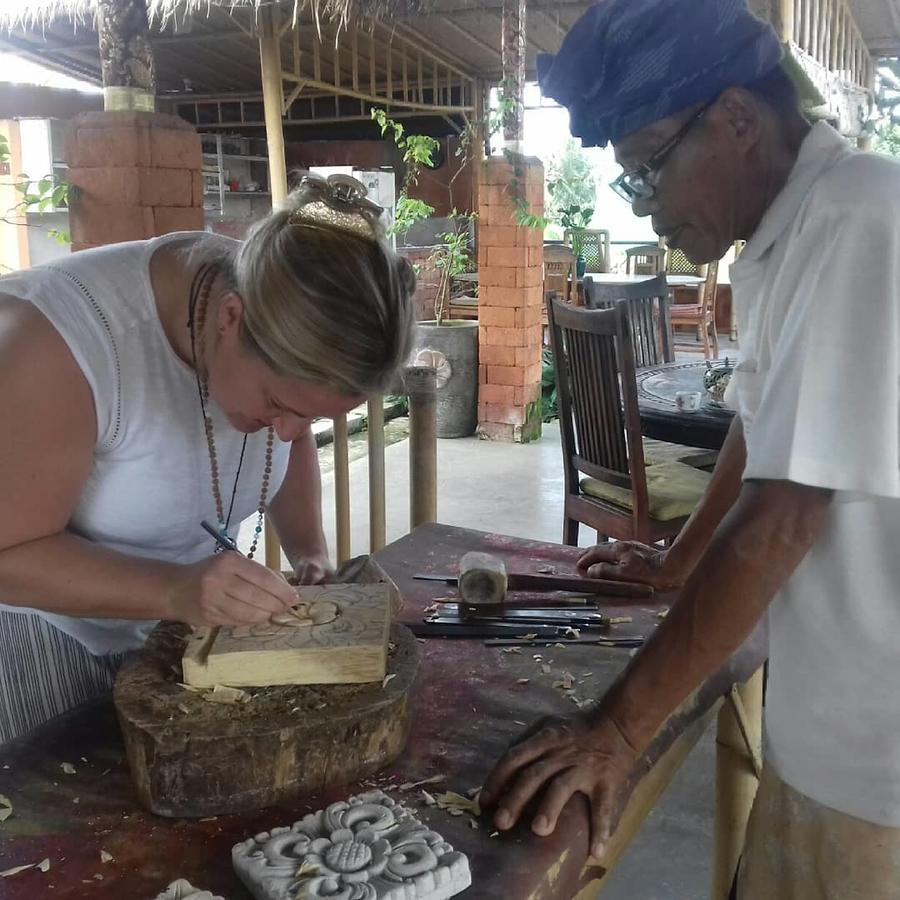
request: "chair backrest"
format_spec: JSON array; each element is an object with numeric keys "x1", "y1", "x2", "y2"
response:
[
  {"x1": 701, "y1": 259, "x2": 719, "y2": 316},
  {"x1": 666, "y1": 246, "x2": 706, "y2": 277},
  {"x1": 583, "y1": 274, "x2": 674, "y2": 368},
  {"x1": 543, "y1": 244, "x2": 577, "y2": 303},
  {"x1": 565, "y1": 228, "x2": 610, "y2": 273},
  {"x1": 626, "y1": 244, "x2": 666, "y2": 275},
  {"x1": 547, "y1": 296, "x2": 650, "y2": 523}
]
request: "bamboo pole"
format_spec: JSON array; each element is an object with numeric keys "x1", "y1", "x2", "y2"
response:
[
  {"x1": 775, "y1": 0, "x2": 795, "y2": 43},
  {"x1": 710, "y1": 667, "x2": 764, "y2": 900},
  {"x1": 367, "y1": 397, "x2": 387, "y2": 552},
  {"x1": 406, "y1": 367, "x2": 437, "y2": 530},
  {"x1": 333, "y1": 413, "x2": 352, "y2": 565},
  {"x1": 259, "y1": 4, "x2": 289, "y2": 572}
]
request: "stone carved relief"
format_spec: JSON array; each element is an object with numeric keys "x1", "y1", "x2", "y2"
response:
[
  {"x1": 155, "y1": 879, "x2": 223, "y2": 900},
  {"x1": 233, "y1": 790, "x2": 471, "y2": 900}
]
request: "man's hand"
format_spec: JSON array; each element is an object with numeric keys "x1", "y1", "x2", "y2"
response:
[
  {"x1": 480, "y1": 713, "x2": 638, "y2": 859},
  {"x1": 578, "y1": 541, "x2": 685, "y2": 590}
]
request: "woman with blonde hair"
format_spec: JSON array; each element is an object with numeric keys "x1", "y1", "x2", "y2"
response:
[{"x1": 0, "y1": 174, "x2": 415, "y2": 743}]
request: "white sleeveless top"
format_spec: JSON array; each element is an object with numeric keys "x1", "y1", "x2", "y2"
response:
[{"x1": 0, "y1": 233, "x2": 291, "y2": 654}]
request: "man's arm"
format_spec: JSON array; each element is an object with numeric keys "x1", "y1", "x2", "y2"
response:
[
  {"x1": 579, "y1": 415, "x2": 747, "y2": 588},
  {"x1": 482, "y1": 477, "x2": 831, "y2": 857},
  {"x1": 265, "y1": 427, "x2": 332, "y2": 582}
]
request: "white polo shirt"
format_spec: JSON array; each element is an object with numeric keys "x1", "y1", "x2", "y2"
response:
[{"x1": 728, "y1": 122, "x2": 900, "y2": 826}]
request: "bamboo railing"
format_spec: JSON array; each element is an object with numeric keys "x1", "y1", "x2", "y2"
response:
[{"x1": 787, "y1": 0, "x2": 873, "y2": 90}]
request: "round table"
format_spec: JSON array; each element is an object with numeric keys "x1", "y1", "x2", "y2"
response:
[{"x1": 637, "y1": 360, "x2": 735, "y2": 450}]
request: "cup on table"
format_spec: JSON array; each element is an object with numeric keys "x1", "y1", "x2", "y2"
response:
[{"x1": 675, "y1": 391, "x2": 703, "y2": 412}]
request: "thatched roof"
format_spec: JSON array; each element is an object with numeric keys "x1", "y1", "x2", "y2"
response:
[{"x1": 0, "y1": 0, "x2": 430, "y2": 31}]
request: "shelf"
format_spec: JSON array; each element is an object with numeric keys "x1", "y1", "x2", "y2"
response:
[
  {"x1": 202, "y1": 152, "x2": 268, "y2": 163},
  {"x1": 204, "y1": 190, "x2": 271, "y2": 197}
]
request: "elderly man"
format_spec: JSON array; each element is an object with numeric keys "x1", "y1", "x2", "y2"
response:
[{"x1": 480, "y1": 1, "x2": 900, "y2": 896}]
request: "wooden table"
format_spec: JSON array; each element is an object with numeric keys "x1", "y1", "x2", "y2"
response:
[
  {"x1": 0, "y1": 525, "x2": 763, "y2": 899},
  {"x1": 586, "y1": 273, "x2": 705, "y2": 289},
  {"x1": 637, "y1": 360, "x2": 736, "y2": 450}
]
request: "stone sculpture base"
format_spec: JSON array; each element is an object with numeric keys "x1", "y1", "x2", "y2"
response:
[
  {"x1": 114, "y1": 622, "x2": 421, "y2": 818},
  {"x1": 233, "y1": 789, "x2": 471, "y2": 900}
]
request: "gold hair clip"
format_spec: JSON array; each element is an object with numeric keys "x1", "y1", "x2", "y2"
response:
[{"x1": 289, "y1": 173, "x2": 384, "y2": 240}]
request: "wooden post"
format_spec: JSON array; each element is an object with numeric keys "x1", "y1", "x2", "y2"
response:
[
  {"x1": 367, "y1": 397, "x2": 387, "y2": 552},
  {"x1": 406, "y1": 366, "x2": 437, "y2": 530},
  {"x1": 260, "y1": 5, "x2": 289, "y2": 571},
  {"x1": 773, "y1": 0, "x2": 795, "y2": 43},
  {"x1": 500, "y1": 0, "x2": 526, "y2": 151},
  {"x1": 710, "y1": 667, "x2": 764, "y2": 900},
  {"x1": 333, "y1": 414, "x2": 352, "y2": 564},
  {"x1": 96, "y1": 0, "x2": 156, "y2": 112}
]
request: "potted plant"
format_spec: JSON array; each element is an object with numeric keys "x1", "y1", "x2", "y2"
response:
[{"x1": 559, "y1": 203, "x2": 594, "y2": 278}]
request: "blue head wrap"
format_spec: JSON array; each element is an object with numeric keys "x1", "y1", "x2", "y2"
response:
[{"x1": 537, "y1": 0, "x2": 785, "y2": 148}]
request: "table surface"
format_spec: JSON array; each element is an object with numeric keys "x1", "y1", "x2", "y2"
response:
[
  {"x1": 586, "y1": 273, "x2": 705, "y2": 288},
  {"x1": 637, "y1": 360, "x2": 736, "y2": 451},
  {"x1": 0, "y1": 525, "x2": 763, "y2": 899}
]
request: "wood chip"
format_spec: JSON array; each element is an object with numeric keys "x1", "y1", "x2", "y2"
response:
[
  {"x1": 382, "y1": 673, "x2": 397, "y2": 689},
  {"x1": 490, "y1": 831, "x2": 499, "y2": 838},
  {"x1": 581, "y1": 672, "x2": 594, "y2": 677},
  {"x1": 0, "y1": 794, "x2": 12, "y2": 823},
  {"x1": 434, "y1": 791, "x2": 481, "y2": 817},
  {"x1": 421, "y1": 790, "x2": 437, "y2": 806},
  {"x1": 553, "y1": 673, "x2": 576, "y2": 691},
  {"x1": 61, "y1": 762, "x2": 76, "y2": 775},
  {"x1": 541, "y1": 663, "x2": 551, "y2": 675},
  {"x1": 500, "y1": 647, "x2": 522, "y2": 655},
  {"x1": 468, "y1": 818, "x2": 479, "y2": 829},
  {"x1": 398, "y1": 774, "x2": 446, "y2": 792},
  {"x1": 516, "y1": 633, "x2": 538, "y2": 641},
  {"x1": 37, "y1": 860, "x2": 50, "y2": 873},
  {"x1": 656, "y1": 608, "x2": 669, "y2": 619},
  {"x1": 514, "y1": 721, "x2": 526, "y2": 726},
  {"x1": 0, "y1": 863, "x2": 35, "y2": 878},
  {"x1": 176, "y1": 683, "x2": 203, "y2": 692},
  {"x1": 551, "y1": 642, "x2": 567, "y2": 649},
  {"x1": 563, "y1": 627, "x2": 581, "y2": 639},
  {"x1": 516, "y1": 678, "x2": 530, "y2": 685},
  {"x1": 204, "y1": 685, "x2": 249, "y2": 705},
  {"x1": 176, "y1": 703, "x2": 191, "y2": 715},
  {"x1": 608, "y1": 616, "x2": 633, "y2": 625},
  {"x1": 100, "y1": 850, "x2": 113, "y2": 864},
  {"x1": 537, "y1": 565, "x2": 558, "y2": 575}
]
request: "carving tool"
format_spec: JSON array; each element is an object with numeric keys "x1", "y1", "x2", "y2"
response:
[
  {"x1": 201, "y1": 520, "x2": 241, "y2": 554},
  {"x1": 414, "y1": 571, "x2": 652, "y2": 600},
  {"x1": 429, "y1": 604, "x2": 607, "y2": 628},
  {"x1": 484, "y1": 636, "x2": 645, "y2": 648}
]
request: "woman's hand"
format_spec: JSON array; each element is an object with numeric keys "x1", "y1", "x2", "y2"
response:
[
  {"x1": 293, "y1": 556, "x2": 335, "y2": 585},
  {"x1": 577, "y1": 541, "x2": 686, "y2": 591},
  {"x1": 480, "y1": 712, "x2": 638, "y2": 860},
  {"x1": 166, "y1": 553, "x2": 298, "y2": 626}
]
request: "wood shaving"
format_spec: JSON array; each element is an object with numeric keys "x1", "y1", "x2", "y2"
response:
[
  {"x1": 204, "y1": 685, "x2": 249, "y2": 705},
  {"x1": 38, "y1": 860, "x2": 50, "y2": 873},
  {"x1": 581, "y1": 672, "x2": 594, "y2": 677},
  {"x1": 176, "y1": 703, "x2": 191, "y2": 715},
  {"x1": 551, "y1": 642, "x2": 567, "y2": 649},
  {"x1": 500, "y1": 647, "x2": 522, "y2": 655},
  {"x1": 100, "y1": 850, "x2": 113, "y2": 864},
  {"x1": 424, "y1": 603, "x2": 439, "y2": 614},
  {"x1": 517, "y1": 633, "x2": 538, "y2": 641},
  {"x1": 421, "y1": 790, "x2": 437, "y2": 806},
  {"x1": 541, "y1": 663, "x2": 551, "y2": 675},
  {"x1": 537, "y1": 565, "x2": 558, "y2": 575},
  {"x1": 563, "y1": 627, "x2": 581, "y2": 639},
  {"x1": 516, "y1": 678, "x2": 530, "y2": 685},
  {"x1": 382, "y1": 673, "x2": 397, "y2": 689},
  {"x1": 656, "y1": 608, "x2": 669, "y2": 619},
  {"x1": 0, "y1": 794, "x2": 11, "y2": 823},
  {"x1": 514, "y1": 720, "x2": 526, "y2": 726},
  {"x1": 1, "y1": 863, "x2": 35, "y2": 878},
  {"x1": 553, "y1": 673, "x2": 576, "y2": 691},
  {"x1": 398, "y1": 774, "x2": 445, "y2": 792},
  {"x1": 608, "y1": 616, "x2": 633, "y2": 625},
  {"x1": 61, "y1": 762, "x2": 76, "y2": 775},
  {"x1": 434, "y1": 791, "x2": 481, "y2": 817},
  {"x1": 176, "y1": 683, "x2": 203, "y2": 693},
  {"x1": 468, "y1": 818, "x2": 479, "y2": 829},
  {"x1": 490, "y1": 831, "x2": 499, "y2": 838},
  {"x1": 532, "y1": 654, "x2": 542, "y2": 660},
  {"x1": 92, "y1": 872, "x2": 103, "y2": 880}
]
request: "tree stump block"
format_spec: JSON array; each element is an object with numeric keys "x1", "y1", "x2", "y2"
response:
[{"x1": 114, "y1": 621, "x2": 421, "y2": 818}]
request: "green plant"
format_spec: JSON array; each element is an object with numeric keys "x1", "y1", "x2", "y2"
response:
[
  {"x1": 871, "y1": 61, "x2": 900, "y2": 157},
  {"x1": 0, "y1": 133, "x2": 70, "y2": 245},
  {"x1": 546, "y1": 138, "x2": 597, "y2": 225},
  {"x1": 558, "y1": 203, "x2": 594, "y2": 259},
  {"x1": 541, "y1": 346, "x2": 558, "y2": 422},
  {"x1": 430, "y1": 209, "x2": 475, "y2": 325}
]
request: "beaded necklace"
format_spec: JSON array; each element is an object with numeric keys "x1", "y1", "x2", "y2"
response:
[{"x1": 187, "y1": 265, "x2": 274, "y2": 560}]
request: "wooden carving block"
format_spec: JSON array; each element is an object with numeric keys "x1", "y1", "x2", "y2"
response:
[
  {"x1": 232, "y1": 789, "x2": 471, "y2": 900},
  {"x1": 182, "y1": 583, "x2": 391, "y2": 689}
]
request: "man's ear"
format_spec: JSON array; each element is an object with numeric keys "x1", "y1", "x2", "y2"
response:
[
  {"x1": 715, "y1": 87, "x2": 765, "y2": 150},
  {"x1": 216, "y1": 291, "x2": 245, "y2": 335}
]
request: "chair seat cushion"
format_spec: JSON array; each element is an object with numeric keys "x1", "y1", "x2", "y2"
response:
[
  {"x1": 643, "y1": 438, "x2": 719, "y2": 470},
  {"x1": 580, "y1": 461, "x2": 712, "y2": 521}
]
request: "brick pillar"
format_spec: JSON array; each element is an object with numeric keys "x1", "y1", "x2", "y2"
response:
[
  {"x1": 476, "y1": 155, "x2": 544, "y2": 443},
  {"x1": 66, "y1": 111, "x2": 203, "y2": 252}
]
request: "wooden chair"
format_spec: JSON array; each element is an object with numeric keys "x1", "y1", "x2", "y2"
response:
[
  {"x1": 665, "y1": 246, "x2": 707, "y2": 277},
  {"x1": 565, "y1": 228, "x2": 610, "y2": 273},
  {"x1": 626, "y1": 244, "x2": 666, "y2": 275},
  {"x1": 670, "y1": 260, "x2": 719, "y2": 358},
  {"x1": 543, "y1": 244, "x2": 578, "y2": 304},
  {"x1": 547, "y1": 297, "x2": 711, "y2": 546},
  {"x1": 583, "y1": 273, "x2": 674, "y2": 369}
]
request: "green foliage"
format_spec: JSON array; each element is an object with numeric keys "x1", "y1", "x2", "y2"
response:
[
  {"x1": 541, "y1": 346, "x2": 558, "y2": 422},
  {"x1": 391, "y1": 195, "x2": 435, "y2": 239},
  {"x1": 876, "y1": 123, "x2": 900, "y2": 158},
  {"x1": 0, "y1": 131, "x2": 70, "y2": 245},
  {"x1": 431, "y1": 209, "x2": 476, "y2": 325},
  {"x1": 871, "y1": 61, "x2": 900, "y2": 157},
  {"x1": 546, "y1": 139, "x2": 597, "y2": 223},
  {"x1": 558, "y1": 203, "x2": 594, "y2": 258}
]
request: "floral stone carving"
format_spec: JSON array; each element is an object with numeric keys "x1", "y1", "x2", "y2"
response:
[{"x1": 232, "y1": 790, "x2": 471, "y2": 900}]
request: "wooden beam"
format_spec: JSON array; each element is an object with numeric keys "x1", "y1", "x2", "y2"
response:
[
  {"x1": 351, "y1": 26, "x2": 359, "y2": 91},
  {"x1": 438, "y1": 16, "x2": 500, "y2": 59},
  {"x1": 334, "y1": 414, "x2": 352, "y2": 565},
  {"x1": 385, "y1": 22, "x2": 478, "y2": 81},
  {"x1": 367, "y1": 398, "x2": 386, "y2": 553},
  {"x1": 283, "y1": 82, "x2": 304, "y2": 115}
]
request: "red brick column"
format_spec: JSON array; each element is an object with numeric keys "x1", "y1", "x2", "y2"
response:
[
  {"x1": 476, "y1": 156, "x2": 544, "y2": 443},
  {"x1": 66, "y1": 111, "x2": 203, "y2": 251}
]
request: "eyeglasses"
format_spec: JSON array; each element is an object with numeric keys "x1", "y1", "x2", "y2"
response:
[{"x1": 610, "y1": 102, "x2": 712, "y2": 204}]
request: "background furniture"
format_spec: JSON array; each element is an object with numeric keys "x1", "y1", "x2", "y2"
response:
[
  {"x1": 547, "y1": 297, "x2": 710, "y2": 546},
  {"x1": 565, "y1": 227, "x2": 610, "y2": 273},
  {"x1": 626, "y1": 244, "x2": 666, "y2": 275},
  {"x1": 670, "y1": 261, "x2": 720, "y2": 358},
  {"x1": 543, "y1": 243, "x2": 578, "y2": 304}
]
